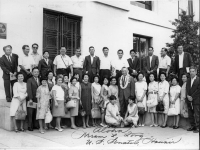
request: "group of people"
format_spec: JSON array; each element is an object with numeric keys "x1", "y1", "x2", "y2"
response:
[{"x1": 0, "y1": 44, "x2": 199, "y2": 134}]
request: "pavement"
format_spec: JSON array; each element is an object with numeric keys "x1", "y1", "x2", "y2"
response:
[{"x1": 0, "y1": 126, "x2": 199, "y2": 150}]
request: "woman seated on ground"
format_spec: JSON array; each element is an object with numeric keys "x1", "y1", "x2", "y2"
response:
[
  {"x1": 124, "y1": 96, "x2": 139, "y2": 128},
  {"x1": 105, "y1": 95, "x2": 123, "y2": 127}
]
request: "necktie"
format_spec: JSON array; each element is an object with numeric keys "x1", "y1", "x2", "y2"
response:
[
  {"x1": 45, "y1": 59, "x2": 48, "y2": 64},
  {"x1": 8, "y1": 56, "x2": 11, "y2": 63},
  {"x1": 122, "y1": 76, "x2": 125, "y2": 86}
]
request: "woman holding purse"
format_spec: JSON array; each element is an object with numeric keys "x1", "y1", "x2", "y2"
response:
[
  {"x1": 168, "y1": 77, "x2": 181, "y2": 129},
  {"x1": 147, "y1": 73, "x2": 158, "y2": 127},
  {"x1": 10, "y1": 72, "x2": 27, "y2": 132}
]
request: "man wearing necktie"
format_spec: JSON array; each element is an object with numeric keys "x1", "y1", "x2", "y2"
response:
[{"x1": 0, "y1": 45, "x2": 18, "y2": 102}]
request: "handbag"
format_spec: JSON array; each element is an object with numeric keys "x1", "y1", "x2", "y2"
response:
[
  {"x1": 15, "y1": 104, "x2": 26, "y2": 120},
  {"x1": 147, "y1": 99, "x2": 157, "y2": 108},
  {"x1": 180, "y1": 100, "x2": 188, "y2": 118},
  {"x1": 137, "y1": 102, "x2": 145, "y2": 115},
  {"x1": 91, "y1": 108, "x2": 101, "y2": 118},
  {"x1": 66, "y1": 100, "x2": 77, "y2": 108},
  {"x1": 45, "y1": 109, "x2": 53, "y2": 123},
  {"x1": 168, "y1": 104, "x2": 177, "y2": 116},
  {"x1": 156, "y1": 101, "x2": 164, "y2": 112},
  {"x1": 79, "y1": 101, "x2": 86, "y2": 116}
]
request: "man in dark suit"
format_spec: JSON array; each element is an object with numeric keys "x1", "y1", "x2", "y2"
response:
[
  {"x1": 143, "y1": 47, "x2": 159, "y2": 84},
  {"x1": 186, "y1": 66, "x2": 199, "y2": 133},
  {"x1": 27, "y1": 67, "x2": 40, "y2": 131},
  {"x1": 127, "y1": 49, "x2": 140, "y2": 79},
  {"x1": 38, "y1": 51, "x2": 53, "y2": 78},
  {"x1": 174, "y1": 45, "x2": 193, "y2": 86},
  {"x1": 83, "y1": 46, "x2": 100, "y2": 82},
  {"x1": 0, "y1": 45, "x2": 18, "y2": 102},
  {"x1": 118, "y1": 67, "x2": 135, "y2": 117}
]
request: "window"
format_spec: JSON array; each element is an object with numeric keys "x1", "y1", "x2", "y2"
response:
[
  {"x1": 133, "y1": 34, "x2": 151, "y2": 71},
  {"x1": 130, "y1": 1, "x2": 152, "y2": 10}
]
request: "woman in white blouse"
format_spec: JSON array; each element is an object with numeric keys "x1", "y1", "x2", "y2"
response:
[
  {"x1": 10, "y1": 72, "x2": 27, "y2": 132},
  {"x1": 158, "y1": 72, "x2": 170, "y2": 128},
  {"x1": 169, "y1": 77, "x2": 181, "y2": 129},
  {"x1": 135, "y1": 72, "x2": 147, "y2": 126}
]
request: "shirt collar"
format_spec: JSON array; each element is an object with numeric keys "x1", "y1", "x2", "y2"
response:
[
  {"x1": 60, "y1": 54, "x2": 66, "y2": 57},
  {"x1": 191, "y1": 75, "x2": 197, "y2": 80},
  {"x1": 179, "y1": 52, "x2": 184, "y2": 56},
  {"x1": 31, "y1": 52, "x2": 39, "y2": 56},
  {"x1": 5, "y1": 53, "x2": 12, "y2": 57},
  {"x1": 90, "y1": 55, "x2": 95, "y2": 58}
]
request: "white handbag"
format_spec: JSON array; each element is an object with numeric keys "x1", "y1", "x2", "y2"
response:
[
  {"x1": 45, "y1": 109, "x2": 53, "y2": 123},
  {"x1": 147, "y1": 94, "x2": 157, "y2": 108},
  {"x1": 168, "y1": 104, "x2": 177, "y2": 116}
]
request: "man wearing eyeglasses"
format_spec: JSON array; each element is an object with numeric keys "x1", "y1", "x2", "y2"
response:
[{"x1": 31, "y1": 43, "x2": 42, "y2": 67}]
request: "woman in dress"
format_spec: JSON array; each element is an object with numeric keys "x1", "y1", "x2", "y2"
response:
[
  {"x1": 124, "y1": 96, "x2": 139, "y2": 128},
  {"x1": 36, "y1": 78, "x2": 51, "y2": 134},
  {"x1": 105, "y1": 95, "x2": 123, "y2": 127},
  {"x1": 135, "y1": 72, "x2": 147, "y2": 126},
  {"x1": 91, "y1": 75, "x2": 101, "y2": 127},
  {"x1": 180, "y1": 73, "x2": 188, "y2": 118},
  {"x1": 108, "y1": 77, "x2": 120, "y2": 111},
  {"x1": 51, "y1": 76, "x2": 65, "y2": 132},
  {"x1": 68, "y1": 77, "x2": 80, "y2": 129},
  {"x1": 147, "y1": 73, "x2": 158, "y2": 127},
  {"x1": 158, "y1": 72, "x2": 170, "y2": 128},
  {"x1": 100, "y1": 77, "x2": 110, "y2": 127},
  {"x1": 10, "y1": 72, "x2": 27, "y2": 132},
  {"x1": 169, "y1": 76, "x2": 181, "y2": 129},
  {"x1": 80, "y1": 74, "x2": 92, "y2": 128}
]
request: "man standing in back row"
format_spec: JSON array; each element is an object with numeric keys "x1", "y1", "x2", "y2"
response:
[{"x1": 31, "y1": 43, "x2": 42, "y2": 67}]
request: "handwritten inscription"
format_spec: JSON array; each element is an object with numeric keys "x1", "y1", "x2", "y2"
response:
[{"x1": 71, "y1": 127, "x2": 182, "y2": 146}]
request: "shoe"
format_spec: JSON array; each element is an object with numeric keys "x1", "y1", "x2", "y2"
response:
[
  {"x1": 138, "y1": 124, "x2": 141, "y2": 127},
  {"x1": 58, "y1": 128, "x2": 63, "y2": 132},
  {"x1": 19, "y1": 128, "x2": 25, "y2": 132},
  {"x1": 161, "y1": 125, "x2": 167, "y2": 128},
  {"x1": 28, "y1": 127, "x2": 33, "y2": 131},
  {"x1": 193, "y1": 129, "x2": 199, "y2": 133},
  {"x1": 15, "y1": 129, "x2": 19, "y2": 133},
  {"x1": 150, "y1": 124, "x2": 154, "y2": 127},
  {"x1": 141, "y1": 124, "x2": 145, "y2": 127},
  {"x1": 6, "y1": 98, "x2": 12, "y2": 102},
  {"x1": 187, "y1": 127, "x2": 196, "y2": 131},
  {"x1": 173, "y1": 126, "x2": 179, "y2": 129},
  {"x1": 100, "y1": 123, "x2": 105, "y2": 127},
  {"x1": 33, "y1": 127, "x2": 39, "y2": 130},
  {"x1": 154, "y1": 124, "x2": 158, "y2": 127},
  {"x1": 83, "y1": 126, "x2": 86, "y2": 129}
]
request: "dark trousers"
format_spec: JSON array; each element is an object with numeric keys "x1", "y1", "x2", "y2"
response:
[
  {"x1": 27, "y1": 107, "x2": 38, "y2": 128},
  {"x1": 158, "y1": 68, "x2": 167, "y2": 81},
  {"x1": 116, "y1": 70, "x2": 122, "y2": 84},
  {"x1": 99, "y1": 69, "x2": 111, "y2": 85},
  {"x1": 120, "y1": 94, "x2": 128, "y2": 117},
  {"x1": 20, "y1": 69, "x2": 32, "y2": 82},
  {"x1": 188, "y1": 103, "x2": 199, "y2": 130},
  {"x1": 73, "y1": 68, "x2": 83, "y2": 82},
  {"x1": 56, "y1": 68, "x2": 70, "y2": 76},
  {"x1": 3, "y1": 79, "x2": 17, "y2": 101}
]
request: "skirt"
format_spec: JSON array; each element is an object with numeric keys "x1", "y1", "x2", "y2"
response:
[
  {"x1": 52, "y1": 100, "x2": 65, "y2": 117},
  {"x1": 10, "y1": 97, "x2": 27, "y2": 117},
  {"x1": 105, "y1": 115, "x2": 120, "y2": 125},
  {"x1": 63, "y1": 99, "x2": 79, "y2": 118},
  {"x1": 147, "y1": 94, "x2": 158, "y2": 113},
  {"x1": 125, "y1": 116, "x2": 139, "y2": 125}
]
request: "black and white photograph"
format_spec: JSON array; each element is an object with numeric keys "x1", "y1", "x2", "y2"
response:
[{"x1": 0, "y1": 0, "x2": 199, "y2": 149}]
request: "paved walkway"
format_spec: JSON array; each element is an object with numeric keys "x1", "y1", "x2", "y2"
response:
[{"x1": 0, "y1": 126, "x2": 199, "y2": 150}]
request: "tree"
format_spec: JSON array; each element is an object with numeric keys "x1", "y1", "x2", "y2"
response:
[{"x1": 166, "y1": 10, "x2": 200, "y2": 74}]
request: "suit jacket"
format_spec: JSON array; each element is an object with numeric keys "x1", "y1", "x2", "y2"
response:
[
  {"x1": 127, "y1": 57, "x2": 140, "y2": 74},
  {"x1": 38, "y1": 59, "x2": 53, "y2": 78},
  {"x1": 174, "y1": 52, "x2": 193, "y2": 74},
  {"x1": 118, "y1": 76, "x2": 135, "y2": 100},
  {"x1": 0, "y1": 53, "x2": 18, "y2": 80},
  {"x1": 27, "y1": 77, "x2": 40, "y2": 102},
  {"x1": 143, "y1": 55, "x2": 159, "y2": 75},
  {"x1": 83, "y1": 55, "x2": 100, "y2": 74},
  {"x1": 186, "y1": 76, "x2": 200, "y2": 105}
]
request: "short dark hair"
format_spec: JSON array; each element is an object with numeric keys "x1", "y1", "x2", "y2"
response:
[
  {"x1": 56, "y1": 76, "x2": 63, "y2": 82},
  {"x1": 109, "y1": 95, "x2": 117, "y2": 101},
  {"x1": 70, "y1": 76, "x2": 77, "y2": 83},
  {"x1": 162, "y1": 47, "x2": 168, "y2": 52},
  {"x1": 93, "y1": 75, "x2": 100, "y2": 81},
  {"x1": 181, "y1": 73, "x2": 188, "y2": 78},
  {"x1": 103, "y1": 76, "x2": 109, "y2": 84},
  {"x1": 189, "y1": 66, "x2": 197, "y2": 71},
  {"x1": 89, "y1": 46, "x2": 94, "y2": 50},
  {"x1": 110, "y1": 76, "x2": 117, "y2": 82},
  {"x1": 137, "y1": 72, "x2": 144, "y2": 80},
  {"x1": 130, "y1": 49, "x2": 136, "y2": 54},
  {"x1": 171, "y1": 76, "x2": 179, "y2": 83},
  {"x1": 46, "y1": 71, "x2": 53, "y2": 77},
  {"x1": 82, "y1": 73, "x2": 90, "y2": 80},
  {"x1": 43, "y1": 50, "x2": 49, "y2": 55},
  {"x1": 102, "y1": 47, "x2": 109, "y2": 51},
  {"x1": 160, "y1": 71, "x2": 166, "y2": 77},
  {"x1": 22, "y1": 45, "x2": 29, "y2": 50},
  {"x1": 3, "y1": 45, "x2": 12, "y2": 51},
  {"x1": 63, "y1": 74, "x2": 69, "y2": 78},
  {"x1": 128, "y1": 96, "x2": 136, "y2": 103},
  {"x1": 40, "y1": 77, "x2": 48, "y2": 83},
  {"x1": 32, "y1": 43, "x2": 38, "y2": 48},
  {"x1": 149, "y1": 73, "x2": 155, "y2": 78},
  {"x1": 117, "y1": 49, "x2": 123, "y2": 54},
  {"x1": 16, "y1": 72, "x2": 24, "y2": 79},
  {"x1": 149, "y1": 47, "x2": 154, "y2": 50},
  {"x1": 32, "y1": 67, "x2": 39, "y2": 72}
]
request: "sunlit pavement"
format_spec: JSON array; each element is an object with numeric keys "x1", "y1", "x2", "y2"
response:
[{"x1": 0, "y1": 126, "x2": 199, "y2": 150}]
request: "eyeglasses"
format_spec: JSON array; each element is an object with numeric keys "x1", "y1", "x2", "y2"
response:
[{"x1": 33, "y1": 47, "x2": 38, "y2": 49}]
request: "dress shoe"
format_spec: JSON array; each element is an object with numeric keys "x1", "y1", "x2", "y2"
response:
[
  {"x1": 6, "y1": 98, "x2": 12, "y2": 102},
  {"x1": 28, "y1": 127, "x2": 33, "y2": 131},
  {"x1": 187, "y1": 127, "x2": 196, "y2": 131},
  {"x1": 161, "y1": 125, "x2": 168, "y2": 128},
  {"x1": 33, "y1": 127, "x2": 39, "y2": 130},
  {"x1": 173, "y1": 126, "x2": 179, "y2": 129},
  {"x1": 193, "y1": 129, "x2": 199, "y2": 133}
]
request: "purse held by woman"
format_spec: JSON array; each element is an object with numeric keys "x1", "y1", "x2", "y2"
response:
[
  {"x1": 91, "y1": 108, "x2": 101, "y2": 118},
  {"x1": 147, "y1": 98, "x2": 157, "y2": 108},
  {"x1": 15, "y1": 104, "x2": 26, "y2": 120},
  {"x1": 66, "y1": 100, "x2": 76, "y2": 108},
  {"x1": 156, "y1": 101, "x2": 164, "y2": 112},
  {"x1": 137, "y1": 102, "x2": 145, "y2": 115},
  {"x1": 45, "y1": 109, "x2": 53, "y2": 123},
  {"x1": 168, "y1": 104, "x2": 177, "y2": 116}
]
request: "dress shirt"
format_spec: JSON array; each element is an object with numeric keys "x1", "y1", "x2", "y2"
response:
[
  {"x1": 34, "y1": 77, "x2": 39, "y2": 85},
  {"x1": 179, "y1": 52, "x2": 184, "y2": 69},
  {"x1": 90, "y1": 55, "x2": 95, "y2": 64},
  {"x1": 149, "y1": 55, "x2": 152, "y2": 68},
  {"x1": 71, "y1": 55, "x2": 84, "y2": 68},
  {"x1": 159, "y1": 55, "x2": 171, "y2": 69},
  {"x1": 112, "y1": 57, "x2": 129, "y2": 70},
  {"x1": 5, "y1": 53, "x2": 12, "y2": 62},
  {"x1": 53, "y1": 54, "x2": 72, "y2": 69},
  {"x1": 31, "y1": 52, "x2": 42, "y2": 66},
  {"x1": 18, "y1": 54, "x2": 35, "y2": 70},
  {"x1": 44, "y1": 58, "x2": 49, "y2": 65},
  {"x1": 191, "y1": 76, "x2": 197, "y2": 87},
  {"x1": 100, "y1": 55, "x2": 112, "y2": 70}
]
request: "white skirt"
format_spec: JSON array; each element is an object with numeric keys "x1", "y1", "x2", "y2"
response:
[{"x1": 10, "y1": 97, "x2": 27, "y2": 116}]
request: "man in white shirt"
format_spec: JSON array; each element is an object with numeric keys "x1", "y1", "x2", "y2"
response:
[
  {"x1": 99, "y1": 47, "x2": 112, "y2": 85},
  {"x1": 31, "y1": 43, "x2": 42, "y2": 66},
  {"x1": 111, "y1": 49, "x2": 129, "y2": 81},
  {"x1": 158, "y1": 48, "x2": 171, "y2": 80},
  {"x1": 71, "y1": 48, "x2": 84, "y2": 82},
  {"x1": 19, "y1": 45, "x2": 36, "y2": 82},
  {"x1": 53, "y1": 46, "x2": 73, "y2": 77}
]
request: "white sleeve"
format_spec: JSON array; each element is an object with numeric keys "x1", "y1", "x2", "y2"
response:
[
  {"x1": 68, "y1": 57, "x2": 73, "y2": 65},
  {"x1": 53, "y1": 56, "x2": 57, "y2": 65},
  {"x1": 18, "y1": 57, "x2": 23, "y2": 66},
  {"x1": 167, "y1": 57, "x2": 171, "y2": 66},
  {"x1": 164, "y1": 81, "x2": 170, "y2": 94},
  {"x1": 144, "y1": 82, "x2": 147, "y2": 90}
]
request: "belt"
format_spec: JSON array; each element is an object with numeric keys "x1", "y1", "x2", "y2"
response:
[
  {"x1": 73, "y1": 68, "x2": 83, "y2": 70},
  {"x1": 57, "y1": 68, "x2": 67, "y2": 70},
  {"x1": 149, "y1": 91, "x2": 158, "y2": 94}
]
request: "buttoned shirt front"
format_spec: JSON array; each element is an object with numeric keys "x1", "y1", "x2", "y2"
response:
[
  {"x1": 18, "y1": 54, "x2": 35, "y2": 70},
  {"x1": 71, "y1": 55, "x2": 84, "y2": 68},
  {"x1": 90, "y1": 55, "x2": 95, "y2": 64},
  {"x1": 111, "y1": 57, "x2": 129, "y2": 70},
  {"x1": 191, "y1": 76, "x2": 197, "y2": 87},
  {"x1": 31, "y1": 52, "x2": 42, "y2": 66},
  {"x1": 44, "y1": 58, "x2": 49, "y2": 65},
  {"x1": 159, "y1": 55, "x2": 171, "y2": 69},
  {"x1": 179, "y1": 52, "x2": 184, "y2": 69},
  {"x1": 100, "y1": 55, "x2": 112, "y2": 70},
  {"x1": 149, "y1": 56, "x2": 153, "y2": 68},
  {"x1": 5, "y1": 53, "x2": 12, "y2": 62},
  {"x1": 53, "y1": 54, "x2": 72, "y2": 69}
]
